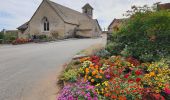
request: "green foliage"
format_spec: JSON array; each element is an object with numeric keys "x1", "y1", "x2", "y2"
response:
[
  {"x1": 4, "y1": 33, "x2": 18, "y2": 43},
  {"x1": 95, "y1": 49, "x2": 111, "y2": 58},
  {"x1": 107, "y1": 7, "x2": 170, "y2": 62},
  {"x1": 62, "y1": 69, "x2": 79, "y2": 82},
  {"x1": 0, "y1": 32, "x2": 4, "y2": 39},
  {"x1": 0, "y1": 32, "x2": 4, "y2": 44},
  {"x1": 106, "y1": 42, "x2": 124, "y2": 55},
  {"x1": 37, "y1": 35, "x2": 47, "y2": 40}
]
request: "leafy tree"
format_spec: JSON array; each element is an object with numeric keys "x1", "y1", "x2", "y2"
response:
[{"x1": 107, "y1": 5, "x2": 170, "y2": 62}]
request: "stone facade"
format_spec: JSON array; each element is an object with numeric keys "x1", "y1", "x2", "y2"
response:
[
  {"x1": 17, "y1": 0, "x2": 102, "y2": 39},
  {"x1": 108, "y1": 18, "x2": 127, "y2": 33}
]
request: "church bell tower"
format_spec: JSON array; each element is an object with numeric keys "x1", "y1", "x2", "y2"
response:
[{"x1": 82, "y1": 3, "x2": 93, "y2": 19}]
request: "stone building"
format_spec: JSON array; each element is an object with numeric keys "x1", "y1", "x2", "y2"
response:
[
  {"x1": 157, "y1": 3, "x2": 170, "y2": 10},
  {"x1": 108, "y1": 18, "x2": 127, "y2": 33},
  {"x1": 17, "y1": 0, "x2": 102, "y2": 39}
]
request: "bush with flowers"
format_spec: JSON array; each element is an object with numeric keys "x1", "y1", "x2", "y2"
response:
[
  {"x1": 58, "y1": 81, "x2": 105, "y2": 100},
  {"x1": 12, "y1": 38, "x2": 33, "y2": 45},
  {"x1": 57, "y1": 55, "x2": 170, "y2": 100},
  {"x1": 142, "y1": 60, "x2": 170, "y2": 93}
]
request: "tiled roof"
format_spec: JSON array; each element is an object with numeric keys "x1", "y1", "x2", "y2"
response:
[
  {"x1": 108, "y1": 18, "x2": 128, "y2": 29},
  {"x1": 17, "y1": 22, "x2": 29, "y2": 31},
  {"x1": 82, "y1": 3, "x2": 93, "y2": 10},
  {"x1": 48, "y1": 0, "x2": 96, "y2": 30},
  {"x1": 18, "y1": 0, "x2": 99, "y2": 31},
  {"x1": 158, "y1": 3, "x2": 170, "y2": 10}
]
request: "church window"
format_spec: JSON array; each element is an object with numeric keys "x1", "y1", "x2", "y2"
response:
[{"x1": 42, "y1": 17, "x2": 49, "y2": 31}]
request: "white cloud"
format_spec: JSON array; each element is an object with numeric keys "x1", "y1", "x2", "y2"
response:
[{"x1": 0, "y1": 0, "x2": 169, "y2": 30}]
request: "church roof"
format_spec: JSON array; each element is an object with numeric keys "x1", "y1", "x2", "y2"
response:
[
  {"x1": 18, "y1": 0, "x2": 99, "y2": 31},
  {"x1": 17, "y1": 21, "x2": 29, "y2": 31},
  {"x1": 108, "y1": 18, "x2": 128, "y2": 29},
  {"x1": 82, "y1": 3, "x2": 93, "y2": 10},
  {"x1": 47, "y1": 0, "x2": 96, "y2": 30},
  {"x1": 158, "y1": 3, "x2": 170, "y2": 10}
]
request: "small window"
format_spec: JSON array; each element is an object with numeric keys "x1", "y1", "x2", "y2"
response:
[
  {"x1": 42, "y1": 17, "x2": 49, "y2": 31},
  {"x1": 85, "y1": 9, "x2": 88, "y2": 13}
]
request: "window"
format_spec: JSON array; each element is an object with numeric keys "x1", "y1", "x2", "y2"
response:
[
  {"x1": 42, "y1": 17, "x2": 49, "y2": 31},
  {"x1": 84, "y1": 9, "x2": 88, "y2": 13}
]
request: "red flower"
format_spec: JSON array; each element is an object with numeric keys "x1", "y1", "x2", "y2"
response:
[
  {"x1": 136, "y1": 78, "x2": 141, "y2": 82},
  {"x1": 126, "y1": 57, "x2": 140, "y2": 66},
  {"x1": 135, "y1": 70, "x2": 142, "y2": 76},
  {"x1": 111, "y1": 95, "x2": 117, "y2": 99},
  {"x1": 128, "y1": 79, "x2": 134, "y2": 83},
  {"x1": 124, "y1": 74, "x2": 129, "y2": 78}
]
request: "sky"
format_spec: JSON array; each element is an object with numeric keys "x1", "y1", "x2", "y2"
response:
[{"x1": 0, "y1": 0, "x2": 169, "y2": 31}]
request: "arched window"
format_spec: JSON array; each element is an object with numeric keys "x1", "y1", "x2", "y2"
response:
[{"x1": 42, "y1": 17, "x2": 49, "y2": 31}]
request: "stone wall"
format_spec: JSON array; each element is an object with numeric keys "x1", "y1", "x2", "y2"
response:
[{"x1": 28, "y1": 0, "x2": 65, "y2": 38}]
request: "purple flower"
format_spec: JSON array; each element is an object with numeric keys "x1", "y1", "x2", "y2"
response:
[
  {"x1": 105, "y1": 74, "x2": 111, "y2": 79},
  {"x1": 93, "y1": 97, "x2": 98, "y2": 100},
  {"x1": 88, "y1": 97, "x2": 92, "y2": 100},
  {"x1": 86, "y1": 92, "x2": 90, "y2": 97}
]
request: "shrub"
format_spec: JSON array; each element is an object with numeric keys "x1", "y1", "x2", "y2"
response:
[
  {"x1": 142, "y1": 60, "x2": 170, "y2": 93},
  {"x1": 107, "y1": 6, "x2": 170, "y2": 62},
  {"x1": 106, "y1": 42, "x2": 124, "y2": 55},
  {"x1": 37, "y1": 35, "x2": 47, "y2": 40},
  {"x1": 61, "y1": 69, "x2": 79, "y2": 82},
  {"x1": 3, "y1": 33, "x2": 18, "y2": 43},
  {"x1": 0, "y1": 32, "x2": 4, "y2": 44},
  {"x1": 95, "y1": 49, "x2": 110, "y2": 58},
  {"x1": 0, "y1": 32, "x2": 4, "y2": 39},
  {"x1": 12, "y1": 38, "x2": 32, "y2": 45}
]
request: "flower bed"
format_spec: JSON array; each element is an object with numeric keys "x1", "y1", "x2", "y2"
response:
[
  {"x1": 12, "y1": 38, "x2": 33, "y2": 45},
  {"x1": 57, "y1": 55, "x2": 170, "y2": 100}
]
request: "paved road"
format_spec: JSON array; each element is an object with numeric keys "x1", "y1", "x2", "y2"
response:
[{"x1": 0, "y1": 38, "x2": 106, "y2": 100}]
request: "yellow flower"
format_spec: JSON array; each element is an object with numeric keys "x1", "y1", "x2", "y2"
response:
[
  {"x1": 88, "y1": 76, "x2": 92, "y2": 80},
  {"x1": 155, "y1": 90, "x2": 160, "y2": 93},
  {"x1": 91, "y1": 79, "x2": 95, "y2": 83},
  {"x1": 95, "y1": 83, "x2": 100, "y2": 87},
  {"x1": 104, "y1": 81, "x2": 108, "y2": 86}
]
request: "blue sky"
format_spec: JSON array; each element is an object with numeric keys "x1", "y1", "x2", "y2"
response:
[{"x1": 0, "y1": 0, "x2": 169, "y2": 31}]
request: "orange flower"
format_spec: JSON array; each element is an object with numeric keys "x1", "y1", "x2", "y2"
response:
[
  {"x1": 95, "y1": 75, "x2": 99, "y2": 79},
  {"x1": 84, "y1": 75, "x2": 87, "y2": 82},
  {"x1": 104, "y1": 93, "x2": 110, "y2": 97},
  {"x1": 85, "y1": 68, "x2": 89, "y2": 74},
  {"x1": 95, "y1": 65, "x2": 99, "y2": 69},
  {"x1": 105, "y1": 88, "x2": 108, "y2": 91},
  {"x1": 111, "y1": 95, "x2": 117, "y2": 99},
  {"x1": 92, "y1": 71, "x2": 97, "y2": 76},
  {"x1": 90, "y1": 63, "x2": 93, "y2": 67},
  {"x1": 99, "y1": 69, "x2": 104, "y2": 74},
  {"x1": 91, "y1": 79, "x2": 95, "y2": 82},
  {"x1": 99, "y1": 76, "x2": 102, "y2": 79},
  {"x1": 118, "y1": 96, "x2": 127, "y2": 100},
  {"x1": 149, "y1": 72, "x2": 155, "y2": 76}
]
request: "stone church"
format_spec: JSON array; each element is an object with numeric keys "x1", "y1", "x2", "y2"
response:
[{"x1": 17, "y1": 0, "x2": 102, "y2": 39}]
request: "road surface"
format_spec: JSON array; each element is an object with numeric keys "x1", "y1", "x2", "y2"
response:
[{"x1": 0, "y1": 38, "x2": 106, "y2": 100}]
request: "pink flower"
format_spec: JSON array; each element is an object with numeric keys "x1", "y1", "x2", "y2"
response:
[{"x1": 164, "y1": 88, "x2": 170, "y2": 94}]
